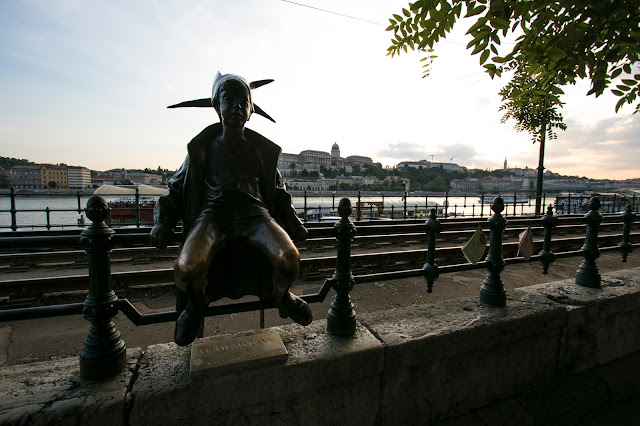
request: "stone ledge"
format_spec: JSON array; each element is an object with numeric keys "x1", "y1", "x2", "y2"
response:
[
  {"x1": 358, "y1": 268, "x2": 640, "y2": 423},
  {"x1": 438, "y1": 350, "x2": 640, "y2": 426},
  {"x1": 0, "y1": 348, "x2": 141, "y2": 426},
  {"x1": 129, "y1": 320, "x2": 384, "y2": 425},
  {"x1": 0, "y1": 267, "x2": 638, "y2": 425}
]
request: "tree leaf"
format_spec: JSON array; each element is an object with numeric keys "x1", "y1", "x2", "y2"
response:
[
  {"x1": 480, "y1": 49, "x2": 490, "y2": 64},
  {"x1": 621, "y1": 79, "x2": 637, "y2": 86},
  {"x1": 546, "y1": 47, "x2": 567, "y2": 62},
  {"x1": 611, "y1": 89, "x2": 624, "y2": 96},
  {"x1": 465, "y1": 5, "x2": 486, "y2": 17}
]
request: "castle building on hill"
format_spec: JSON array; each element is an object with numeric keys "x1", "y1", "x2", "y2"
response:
[{"x1": 278, "y1": 143, "x2": 373, "y2": 176}]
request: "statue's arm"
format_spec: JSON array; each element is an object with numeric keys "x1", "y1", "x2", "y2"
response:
[
  {"x1": 274, "y1": 168, "x2": 308, "y2": 243},
  {"x1": 151, "y1": 156, "x2": 188, "y2": 248}
]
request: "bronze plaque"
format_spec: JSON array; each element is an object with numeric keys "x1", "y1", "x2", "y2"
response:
[{"x1": 190, "y1": 330, "x2": 288, "y2": 376}]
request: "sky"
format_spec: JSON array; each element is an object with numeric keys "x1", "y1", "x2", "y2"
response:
[{"x1": 0, "y1": 0, "x2": 638, "y2": 180}]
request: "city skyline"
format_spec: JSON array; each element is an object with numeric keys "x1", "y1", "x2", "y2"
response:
[{"x1": 1, "y1": 1, "x2": 639, "y2": 180}]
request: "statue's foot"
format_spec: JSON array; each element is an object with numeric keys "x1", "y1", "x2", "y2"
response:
[
  {"x1": 174, "y1": 292, "x2": 206, "y2": 346},
  {"x1": 274, "y1": 292, "x2": 312, "y2": 326}
]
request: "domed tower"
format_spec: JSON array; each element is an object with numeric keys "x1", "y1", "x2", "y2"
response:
[{"x1": 331, "y1": 142, "x2": 340, "y2": 159}]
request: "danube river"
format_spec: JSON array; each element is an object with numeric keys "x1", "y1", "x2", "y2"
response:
[{"x1": 0, "y1": 192, "x2": 550, "y2": 231}]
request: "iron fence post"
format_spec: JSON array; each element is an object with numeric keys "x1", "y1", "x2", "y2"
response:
[
  {"x1": 76, "y1": 191, "x2": 82, "y2": 214},
  {"x1": 539, "y1": 205, "x2": 558, "y2": 274},
  {"x1": 480, "y1": 193, "x2": 484, "y2": 217},
  {"x1": 327, "y1": 198, "x2": 357, "y2": 336},
  {"x1": 357, "y1": 190, "x2": 361, "y2": 221},
  {"x1": 576, "y1": 197, "x2": 603, "y2": 288},
  {"x1": 135, "y1": 187, "x2": 141, "y2": 227},
  {"x1": 480, "y1": 197, "x2": 507, "y2": 307},
  {"x1": 303, "y1": 190, "x2": 307, "y2": 223},
  {"x1": 444, "y1": 191, "x2": 449, "y2": 218},
  {"x1": 79, "y1": 195, "x2": 126, "y2": 380},
  {"x1": 618, "y1": 205, "x2": 635, "y2": 262},
  {"x1": 423, "y1": 209, "x2": 440, "y2": 293},
  {"x1": 403, "y1": 191, "x2": 407, "y2": 220},
  {"x1": 45, "y1": 207, "x2": 51, "y2": 230},
  {"x1": 10, "y1": 187, "x2": 17, "y2": 231}
]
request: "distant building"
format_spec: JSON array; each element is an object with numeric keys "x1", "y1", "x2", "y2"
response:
[
  {"x1": 127, "y1": 172, "x2": 162, "y2": 185},
  {"x1": 278, "y1": 143, "x2": 373, "y2": 176},
  {"x1": 451, "y1": 178, "x2": 480, "y2": 192},
  {"x1": 396, "y1": 160, "x2": 462, "y2": 172},
  {"x1": 9, "y1": 165, "x2": 43, "y2": 189},
  {"x1": 68, "y1": 166, "x2": 92, "y2": 189},
  {"x1": 40, "y1": 164, "x2": 68, "y2": 189},
  {"x1": 92, "y1": 174, "x2": 116, "y2": 187},
  {"x1": 0, "y1": 167, "x2": 8, "y2": 188}
]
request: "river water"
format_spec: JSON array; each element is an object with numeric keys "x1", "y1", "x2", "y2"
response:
[{"x1": 0, "y1": 192, "x2": 551, "y2": 231}]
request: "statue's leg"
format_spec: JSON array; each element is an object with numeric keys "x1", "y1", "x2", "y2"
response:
[
  {"x1": 247, "y1": 218, "x2": 312, "y2": 326},
  {"x1": 173, "y1": 212, "x2": 226, "y2": 345}
]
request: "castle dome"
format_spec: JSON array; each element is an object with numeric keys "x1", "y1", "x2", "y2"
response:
[{"x1": 332, "y1": 143, "x2": 339, "y2": 149}]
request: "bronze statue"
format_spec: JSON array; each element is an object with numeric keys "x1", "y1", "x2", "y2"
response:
[{"x1": 151, "y1": 72, "x2": 312, "y2": 346}]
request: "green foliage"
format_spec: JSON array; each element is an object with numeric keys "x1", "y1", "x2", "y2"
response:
[
  {"x1": 499, "y1": 72, "x2": 567, "y2": 143},
  {"x1": 0, "y1": 156, "x2": 34, "y2": 170},
  {"x1": 425, "y1": 175, "x2": 448, "y2": 191},
  {"x1": 387, "y1": 1, "x2": 640, "y2": 113}
]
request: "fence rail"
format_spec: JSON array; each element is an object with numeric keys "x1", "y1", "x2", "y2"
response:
[
  {"x1": 2, "y1": 186, "x2": 637, "y2": 231},
  {"x1": 0, "y1": 195, "x2": 637, "y2": 381}
]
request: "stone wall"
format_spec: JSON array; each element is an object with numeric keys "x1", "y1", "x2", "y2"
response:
[{"x1": 2, "y1": 268, "x2": 640, "y2": 425}]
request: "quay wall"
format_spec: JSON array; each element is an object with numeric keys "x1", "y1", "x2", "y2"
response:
[{"x1": 2, "y1": 268, "x2": 640, "y2": 425}]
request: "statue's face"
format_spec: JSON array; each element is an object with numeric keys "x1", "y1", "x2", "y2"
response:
[{"x1": 217, "y1": 80, "x2": 251, "y2": 128}]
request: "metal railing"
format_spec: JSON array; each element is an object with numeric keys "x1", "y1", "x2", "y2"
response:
[
  {"x1": 3, "y1": 186, "x2": 637, "y2": 231},
  {"x1": 0, "y1": 195, "x2": 637, "y2": 381}
]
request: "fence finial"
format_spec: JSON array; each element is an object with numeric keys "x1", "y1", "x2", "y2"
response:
[
  {"x1": 576, "y1": 197, "x2": 602, "y2": 288},
  {"x1": 79, "y1": 195, "x2": 126, "y2": 380},
  {"x1": 327, "y1": 198, "x2": 357, "y2": 336},
  {"x1": 539, "y1": 204, "x2": 558, "y2": 274},
  {"x1": 480, "y1": 196, "x2": 507, "y2": 307},
  {"x1": 619, "y1": 205, "x2": 635, "y2": 262},
  {"x1": 423, "y1": 208, "x2": 440, "y2": 293}
]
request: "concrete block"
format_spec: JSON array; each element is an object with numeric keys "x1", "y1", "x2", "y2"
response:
[
  {"x1": 591, "y1": 350, "x2": 640, "y2": 402},
  {"x1": 129, "y1": 320, "x2": 383, "y2": 425},
  {"x1": 473, "y1": 398, "x2": 534, "y2": 426},
  {"x1": 359, "y1": 292, "x2": 567, "y2": 424},
  {"x1": 0, "y1": 348, "x2": 141, "y2": 426},
  {"x1": 525, "y1": 272, "x2": 640, "y2": 373},
  {"x1": 515, "y1": 371, "x2": 611, "y2": 426}
]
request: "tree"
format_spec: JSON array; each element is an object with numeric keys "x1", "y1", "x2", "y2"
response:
[
  {"x1": 425, "y1": 175, "x2": 448, "y2": 191},
  {"x1": 289, "y1": 162, "x2": 296, "y2": 170},
  {"x1": 500, "y1": 72, "x2": 568, "y2": 213},
  {"x1": 47, "y1": 181, "x2": 57, "y2": 189},
  {"x1": 387, "y1": 1, "x2": 640, "y2": 113}
]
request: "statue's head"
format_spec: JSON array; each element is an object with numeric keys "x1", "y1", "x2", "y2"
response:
[
  {"x1": 212, "y1": 74, "x2": 254, "y2": 116},
  {"x1": 211, "y1": 73, "x2": 253, "y2": 127},
  {"x1": 167, "y1": 72, "x2": 275, "y2": 123}
]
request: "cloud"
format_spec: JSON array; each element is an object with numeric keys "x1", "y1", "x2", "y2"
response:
[
  {"x1": 436, "y1": 143, "x2": 478, "y2": 165},
  {"x1": 375, "y1": 143, "x2": 431, "y2": 162},
  {"x1": 545, "y1": 114, "x2": 640, "y2": 178}
]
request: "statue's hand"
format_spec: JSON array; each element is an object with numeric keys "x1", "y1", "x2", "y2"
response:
[
  {"x1": 150, "y1": 223, "x2": 173, "y2": 249},
  {"x1": 291, "y1": 224, "x2": 308, "y2": 244}
]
